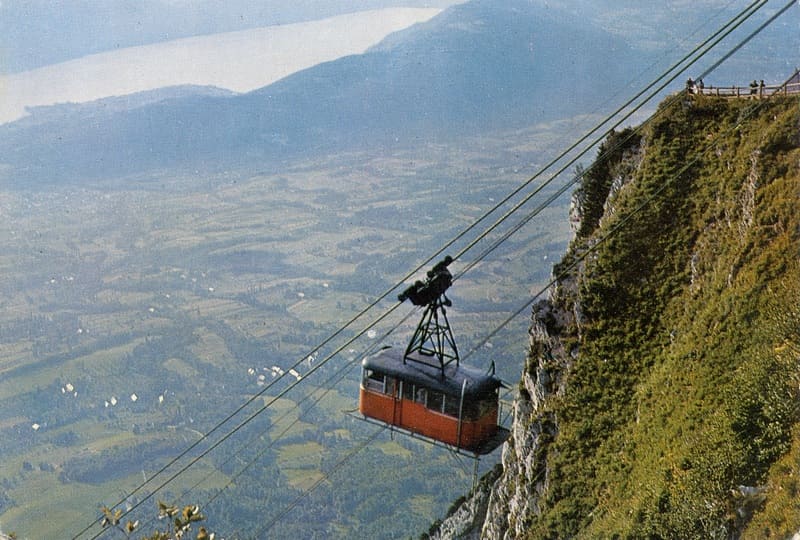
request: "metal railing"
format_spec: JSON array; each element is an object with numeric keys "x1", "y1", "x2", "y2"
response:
[{"x1": 688, "y1": 75, "x2": 800, "y2": 98}]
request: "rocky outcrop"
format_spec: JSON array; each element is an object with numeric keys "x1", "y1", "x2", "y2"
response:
[
  {"x1": 432, "y1": 128, "x2": 641, "y2": 540},
  {"x1": 481, "y1": 303, "x2": 564, "y2": 539},
  {"x1": 472, "y1": 129, "x2": 643, "y2": 540},
  {"x1": 430, "y1": 301, "x2": 565, "y2": 539},
  {"x1": 434, "y1": 170, "x2": 597, "y2": 540},
  {"x1": 429, "y1": 466, "x2": 502, "y2": 540}
]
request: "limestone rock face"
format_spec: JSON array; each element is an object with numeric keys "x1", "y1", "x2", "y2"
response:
[
  {"x1": 430, "y1": 469, "x2": 498, "y2": 540},
  {"x1": 434, "y1": 290, "x2": 575, "y2": 540}
]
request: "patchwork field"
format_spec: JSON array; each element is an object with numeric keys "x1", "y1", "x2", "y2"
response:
[{"x1": 0, "y1": 128, "x2": 575, "y2": 538}]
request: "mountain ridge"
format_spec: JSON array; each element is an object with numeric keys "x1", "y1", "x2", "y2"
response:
[
  {"x1": 0, "y1": 8, "x2": 442, "y2": 125},
  {"x1": 0, "y1": 0, "x2": 647, "y2": 185}
]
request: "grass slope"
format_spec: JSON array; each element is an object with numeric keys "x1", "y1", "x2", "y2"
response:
[{"x1": 529, "y1": 95, "x2": 800, "y2": 538}]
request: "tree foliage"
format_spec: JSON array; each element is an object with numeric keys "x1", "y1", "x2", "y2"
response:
[{"x1": 100, "y1": 501, "x2": 216, "y2": 540}]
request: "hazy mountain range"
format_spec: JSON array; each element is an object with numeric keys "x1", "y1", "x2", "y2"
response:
[
  {"x1": 1, "y1": 0, "x2": 797, "y2": 185},
  {"x1": 0, "y1": 0, "x2": 645, "y2": 184},
  {"x1": 0, "y1": 8, "x2": 442, "y2": 125}
]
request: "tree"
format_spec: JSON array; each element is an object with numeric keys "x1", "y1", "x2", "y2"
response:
[{"x1": 100, "y1": 502, "x2": 217, "y2": 540}]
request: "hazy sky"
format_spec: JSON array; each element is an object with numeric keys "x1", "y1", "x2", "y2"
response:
[{"x1": 0, "y1": 0, "x2": 465, "y2": 74}]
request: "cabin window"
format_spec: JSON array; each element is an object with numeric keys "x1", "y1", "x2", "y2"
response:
[
  {"x1": 363, "y1": 370, "x2": 395, "y2": 395},
  {"x1": 415, "y1": 387, "x2": 427, "y2": 406},
  {"x1": 463, "y1": 396, "x2": 496, "y2": 420},
  {"x1": 463, "y1": 401, "x2": 477, "y2": 420},
  {"x1": 443, "y1": 395, "x2": 460, "y2": 417},
  {"x1": 363, "y1": 369, "x2": 384, "y2": 393},
  {"x1": 402, "y1": 380, "x2": 414, "y2": 401},
  {"x1": 477, "y1": 398, "x2": 495, "y2": 418},
  {"x1": 427, "y1": 391, "x2": 444, "y2": 413}
]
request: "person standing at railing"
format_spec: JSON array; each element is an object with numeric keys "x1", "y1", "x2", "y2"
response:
[{"x1": 759, "y1": 80, "x2": 765, "y2": 98}]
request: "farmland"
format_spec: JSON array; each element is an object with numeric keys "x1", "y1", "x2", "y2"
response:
[{"x1": 0, "y1": 127, "x2": 573, "y2": 538}]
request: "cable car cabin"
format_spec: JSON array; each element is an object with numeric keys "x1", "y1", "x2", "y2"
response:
[
  {"x1": 358, "y1": 256, "x2": 509, "y2": 454},
  {"x1": 359, "y1": 347, "x2": 507, "y2": 455}
]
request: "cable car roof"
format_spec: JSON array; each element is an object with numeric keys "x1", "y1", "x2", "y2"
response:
[{"x1": 362, "y1": 346, "x2": 505, "y2": 397}]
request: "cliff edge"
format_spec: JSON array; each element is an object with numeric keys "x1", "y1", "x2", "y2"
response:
[{"x1": 431, "y1": 94, "x2": 800, "y2": 539}]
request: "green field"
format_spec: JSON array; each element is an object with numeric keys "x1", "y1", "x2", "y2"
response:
[{"x1": 0, "y1": 128, "x2": 574, "y2": 539}]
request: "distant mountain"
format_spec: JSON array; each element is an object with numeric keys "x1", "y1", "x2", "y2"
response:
[
  {"x1": 0, "y1": 8, "x2": 442, "y2": 124},
  {"x1": 23, "y1": 86, "x2": 237, "y2": 121},
  {"x1": 0, "y1": 0, "x2": 649, "y2": 185}
]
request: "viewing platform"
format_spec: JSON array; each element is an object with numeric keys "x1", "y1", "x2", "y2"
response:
[{"x1": 687, "y1": 69, "x2": 800, "y2": 98}]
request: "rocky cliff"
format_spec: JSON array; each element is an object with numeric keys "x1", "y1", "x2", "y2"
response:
[{"x1": 431, "y1": 93, "x2": 800, "y2": 539}]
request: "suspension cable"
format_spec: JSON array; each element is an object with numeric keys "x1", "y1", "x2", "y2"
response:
[
  {"x1": 451, "y1": 0, "x2": 769, "y2": 265},
  {"x1": 132, "y1": 309, "x2": 418, "y2": 537},
  {"x1": 463, "y1": 63, "x2": 800, "y2": 363},
  {"x1": 248, "y1": 426, "x2": 387, "y2": 539},
  {"x1": 74, "y1": 1, "x2": 786, "y2": 536},
  {"x1": 254, "y1": 76, "x2": 795, "y2": 538},
  {"x1": 253, "y1": 26, "x2": 799, "y2": 540}
]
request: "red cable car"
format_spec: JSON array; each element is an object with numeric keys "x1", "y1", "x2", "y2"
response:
[{"x1": 358, "y1": 257, "x2": 509, "y2": 455}]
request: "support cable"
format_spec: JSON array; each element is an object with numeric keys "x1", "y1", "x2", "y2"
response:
[
  {"x1": 253, "y1": 31, "x2": 799, "y2": 540},
  {"x1": 73, "y1": 1, "x2": 784, "y2": 536},
  {"x1": 462, "y1": 64, "x2": 800, "y2": 363},
  {"x1": 257, "y1": 11, "x2": 799, "y2": 533},
  {"x1": 169, "y1": 310, "x2": 416, "y2": 528},
  {"x1": 450, "y1": 0, "x2": 769, "y2": 266},
  {"x1": 231, "y1": 28, "x2": 800, "y2": 540},
  {"x1": 81, "y1": 301, "x2": 403, "y2": 540},
  {"x1": 453, "y1": 0, "x2": 794, "y2": 285},
  {"x1": 247, "y1": 426, "x2": 387, "y2": 539},
  {"x1": 254, "y1": 69, "x2": 795, "y2": 540}
]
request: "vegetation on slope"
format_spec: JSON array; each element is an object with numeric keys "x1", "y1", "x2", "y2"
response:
[{"x1": 528, "y1": 95, "x2": 800, "y2": 538}]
